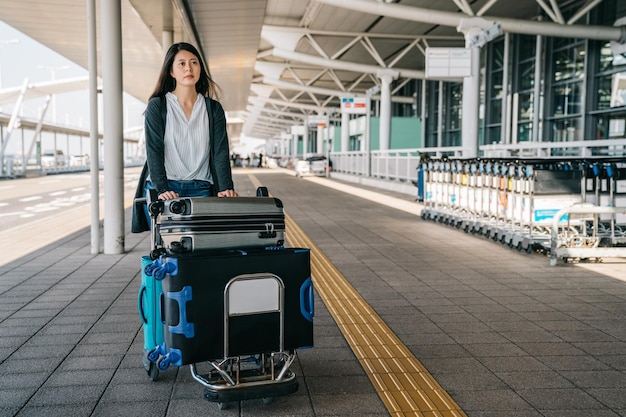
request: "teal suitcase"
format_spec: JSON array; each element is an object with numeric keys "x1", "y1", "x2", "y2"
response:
[{"x1": 138, "y1": 255, "x2": 164, "y2": 380}]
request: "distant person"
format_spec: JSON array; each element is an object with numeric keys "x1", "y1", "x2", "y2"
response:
[{"x1": 132, "y1": 42, "x2": 237, "y2": 233}]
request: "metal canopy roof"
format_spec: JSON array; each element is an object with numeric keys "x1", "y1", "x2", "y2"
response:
[{"x1": 1, "y1": 0, "x2": 624, "y2": 142}]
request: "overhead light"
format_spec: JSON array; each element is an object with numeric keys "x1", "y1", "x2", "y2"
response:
[
  {"x1": 468, "y1": 23, "x2": 502, "y2": 48},
  {"x1": 610, "y1": 17, "x2": 626, "y2": 60},
  {"x1": 366, "y1": 85, "x2": 381, "y2": 96}
]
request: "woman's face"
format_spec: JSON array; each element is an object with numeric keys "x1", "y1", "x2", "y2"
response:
[{"x1": 170, "y1": 49, "x2": 201, "y2": 89}]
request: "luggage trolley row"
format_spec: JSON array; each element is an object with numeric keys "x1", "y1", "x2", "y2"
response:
[
  {"x1": 136, "y1": 187, "x2": 314, "y2": 410},
  {"x1": 419, "y1": 157, "x2": 626, "y2": 260}
]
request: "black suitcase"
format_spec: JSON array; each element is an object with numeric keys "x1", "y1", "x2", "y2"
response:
[
  {"x1": 156, "y1": 195, "x2": 285, "y2": 252},
  {"x1": 154, "y1": 247, "x2": 313, "y2": 367}
]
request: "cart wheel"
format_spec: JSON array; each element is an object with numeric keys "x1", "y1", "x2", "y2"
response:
[
  {"x1": 262, "y1": 397, "x2": 274, "y2": 405},
  {"x1": 218, "y1": 402, "x2": 229, "y2": 410},
  {"x1": 147, "y1": 362, "x2": 159, "y2": 381},
  {"x1": 526, "y1": 244, "x2": 533, "y2": 254}
]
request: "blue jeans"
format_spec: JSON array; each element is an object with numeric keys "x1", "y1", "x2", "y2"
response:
[
  {"x1": 147, "y1": 180, "x2": 215, "y2": 198},
  {"x1": 143, "y1": 180, "x2": 214, "y2": 226}
]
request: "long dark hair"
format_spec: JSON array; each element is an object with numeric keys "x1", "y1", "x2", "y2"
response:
[{"x1": 149, "y1": 42, "x2": 220, "y2": 100}]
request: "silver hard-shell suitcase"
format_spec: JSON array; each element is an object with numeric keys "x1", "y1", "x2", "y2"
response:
[{"x1": 156, "y1": 192, "x2": 285, "y2": 253}]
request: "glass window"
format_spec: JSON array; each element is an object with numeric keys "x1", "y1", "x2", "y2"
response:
[
  {"x1": 491, "y1": 39, "x2": 504, "y2": 70},
  {"x1": 551, "y1": 83, "x2": 582, "y2": 116},
  {"x1": 447, "y1": 83, "x2": 462, "y2": 131},
  {"x1": 519, "y1": 61, "x2": 535, "y2": 90},
  {"x1": 518, "y1": 92, "x2": 534, "y2": 121},
  {"x1": 593, "y1": 112, "x2": 626, "y2": 139},
  {"x1": 490, "y1": 71, "x2": 503, "y2": 99},
  {"x1": 517, "y1": 122, "x2": 533, "y2": 142},
  {"x1": 598, "y1": 42, "x2": 615, "y2": 72},
  {"x1": 596, "y1": 74, "x2": 613, "y2": 110},
  {"x1": 489, "y1": 99, "x2": 502, "y2": 123},
  {"x1": 610, "y1": 71, "x2": 626, "y2": 108},
  {"x1": 486, "y1": 126, "x2": 501, "y2": 145},
  {"x1": 551, "y1": 117, "x2": 582, "y2": 142},
  {"x1": 518, "y1": 35, "x2": 536, "y2": 61},
  {"x1": 445, "y1": 130, "x2": 461, "y2": 147},
  {"x1": 553, "y1": 43, "x2": 585, "y2": 82}
]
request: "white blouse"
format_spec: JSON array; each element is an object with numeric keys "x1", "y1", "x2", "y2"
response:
[{"x1": 163, "y1": 92, "x2": 212, "y2": 183}]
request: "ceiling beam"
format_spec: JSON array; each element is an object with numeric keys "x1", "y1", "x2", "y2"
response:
[
  {"x1": 313, "y1": 0, "x2": 626, "y2": 42},
  {"x1": 271, "y1": 48, "x2": 424, "y2": 79}
]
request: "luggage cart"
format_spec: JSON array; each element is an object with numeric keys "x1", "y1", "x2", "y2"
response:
[
  {"x1": 136, "y1": 188, "x2": 313, "y2": 409},
  {"x1": 190, "y1": 273, "x2": 299, "y2": 409}
]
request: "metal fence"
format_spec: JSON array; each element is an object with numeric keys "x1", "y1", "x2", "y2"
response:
[
  {"x1": 1, "y1": 115, "x2": 142, "y2": 178},
  {"x1": 330, "y1": 138, "x2": 626, "y2": 184}
]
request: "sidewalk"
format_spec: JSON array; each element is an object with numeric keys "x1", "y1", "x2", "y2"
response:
[{"x1": 1, "y1": 169, "x2": 625, "y2": 417}]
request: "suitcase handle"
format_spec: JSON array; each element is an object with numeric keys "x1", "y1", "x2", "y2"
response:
[
  {"x1": 138, "y1": 285, "x2": 148, "y2": 324},
  {"x1": 300, "y1": 277, "x2": 314, "y2": 322}
]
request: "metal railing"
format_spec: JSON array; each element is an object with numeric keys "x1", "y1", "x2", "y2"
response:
[
  {"x1": 1, "y1": 114, "x2": 142, "y2": 178},
  {"x1": 330, "y1": 139, "x2": 626, "y2": 183}
]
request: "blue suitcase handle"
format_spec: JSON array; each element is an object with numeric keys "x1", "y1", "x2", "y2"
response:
[
  {"x1": 300, "y1": 277, "x2": 314, "y2": 322},
  {"x1": 138, "y1": 285, "x2": 148, "y2": 324},
  {"x1": 166, "y1": 286, "x2": 195, "y2": 338}
]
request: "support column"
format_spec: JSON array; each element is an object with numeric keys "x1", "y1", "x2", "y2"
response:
[
  {"x1": 501, "y1": 32, "x2": 510, "y2": 144},
  {"x1": 532, "y1": 33, "x2": 543, "y2": 144},
  {"x1": 101, "y1": 0, "x2": 125, "y2": 254},
  {"x1": 461, "y1": 46, "x2": 480, "y2": 158},
  {"x1": 162, "y1": 0, "x2": 173, "y2": 52},
  {"x1": 316, "y1": 113, "x2": 325, "y2": 155},
  {"x1": 341, "y1": 111, "x2": 349, "y2": 151},
  {"x1": 162, "y1": 32, "x2": 173, "y2": 52},
  {"x1": 302, "y1": 120, "x2": 309, "y2": 156},
  {"x1": 377, "y1": 70, "x2": 397, "y2": 151},
  {"x1": 87, "y1": 0, "x2": 100, "y2": 254},
  {"x1": 291, "y1": 126, "x2": 298, "y2": 160},
  {"x1": 420, "y1": 78, "x2": 426, "y2": 147},
  {"x1": 437, "y1": 81, "x2": 443, "y2": 149}
]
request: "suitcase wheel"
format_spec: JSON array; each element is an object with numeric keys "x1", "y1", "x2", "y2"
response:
[
  {"x1": 157, "y1": 356, "x2": 171, "y2": 371},
  {"x1": 147, "y1": 362, "x2": 159, "y2": 381},
  {"x1": 147, "y1": 347, "x2": 161, "y2": 363}
]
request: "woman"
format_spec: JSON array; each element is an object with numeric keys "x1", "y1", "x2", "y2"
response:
[{"x1": 132, "y1": 42, "x2": 237, "y2": 233}]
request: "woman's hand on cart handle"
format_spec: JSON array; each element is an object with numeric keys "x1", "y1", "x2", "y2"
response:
[
  {"x1": 158, "y1": 190, "x2": 180, "y2": 200},
  {"x1": 217, "y1": 189, "x2": 238, "y2": 197}
]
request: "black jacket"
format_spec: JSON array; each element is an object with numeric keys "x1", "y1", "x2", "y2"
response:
[{"x1": 131, "y1": 96, "x2": 234, "y2": 233}]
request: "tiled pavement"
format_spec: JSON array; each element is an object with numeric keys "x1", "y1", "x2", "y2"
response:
[{"x1": 0, "y1": 170, "x2": 625, "y2": 417}]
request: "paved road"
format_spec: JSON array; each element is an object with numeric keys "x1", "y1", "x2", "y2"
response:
[{"x1": 0, "y1": 168, "x2": 143, "y2": 266}]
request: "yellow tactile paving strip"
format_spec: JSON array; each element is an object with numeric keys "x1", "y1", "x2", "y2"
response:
[
  {"x1": 285, "y1": 214, "x2": 467, "y2": 417},
  {"x1": 247, "y1": 173, "x2": 466, "y2": 416}
]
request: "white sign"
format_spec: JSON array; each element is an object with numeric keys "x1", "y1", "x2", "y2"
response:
[
  {"x1": 308, "y1": 115, "x2": 329, "y2": 127},
  {"x1": 425, "y1": 48, "x2": 472, "y2": 79},
  {"x1": 341, "y1": 97, "x2": 368, "y2": 114}
]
